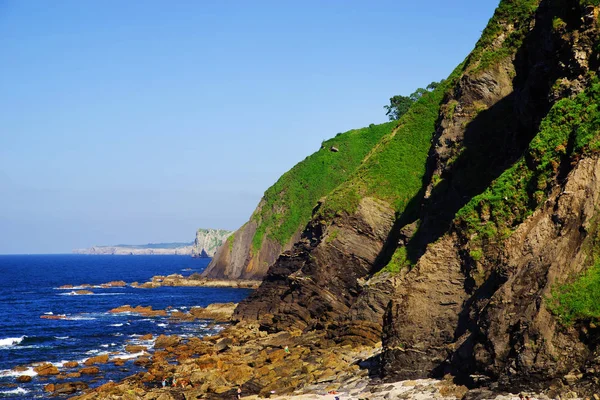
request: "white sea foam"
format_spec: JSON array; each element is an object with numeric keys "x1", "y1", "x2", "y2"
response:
[
  {"x1": 0, "y1": 336, "x2": 24, "y2": 348},
  {"x1": 110, "y1": 323, "x2": 123, "y2": 327},
  {"x1": 113, "y1": 350, "x2": 147, "y2": 361},
  {"x1": 54, "y1": 336, "x2": 69, "y2": 340},
  {"x1": 64, "y1": 315, "x2": 96, "y2": 321},
  {"x1": 0, "y1": 387, "x2": 30, "y2": 395},
  {"x1": 44, "y1": 311, "x2": 53, "y2": 315},
  {"x1": 0, "y1": 367, "x2": 36, "y2": 377},
  {"x1": 157, "y1": 323, "x2": 168, "y2": 328}
]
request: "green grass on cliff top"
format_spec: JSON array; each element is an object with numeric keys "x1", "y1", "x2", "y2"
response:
[{"x1": 251, "y1": 121, "x2": 396, "y2": 252}]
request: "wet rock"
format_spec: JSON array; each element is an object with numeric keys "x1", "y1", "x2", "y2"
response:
[
  {"x1": 63, "y1": 361, "x2": 79, "y2": 368},
  {"x1": 15, "y1": 375, "x2": 31, "y2": 383},
  {"x1": 125, "y1": 345, "x2": 147, "y2": 353},
  {"x1": 155, "y1": 335, "x2": 181, "y2": 349},
  {"x1": 75, "y1": 290, "x2": 93, "y2": 295},
  {"x1": 84, "y1": 354, "x2": 109, "y2": 365},
  {"x1": 109, "y1": 305, "x2": 167, "y2": 317},
  {"x1": 34, "y1": 363, "x2": 59, "y2": 376},
  {"x1": 53, "y1": 381, "x2": 89, "y2": 395},
  {"x1": 80, "y1": 366, "x2": 100, "y2": 375}
]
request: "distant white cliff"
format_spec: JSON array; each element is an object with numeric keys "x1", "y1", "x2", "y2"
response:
[{"x1": 73, "y1": 228, "x2": 232, "y2": 257}]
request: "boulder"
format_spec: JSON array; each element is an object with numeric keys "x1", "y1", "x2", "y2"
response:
[
  {"x1": 16, "y1": 375, "x2": 31, "y2": 383},
  {"x1": 80, "y1": 366, "x2": 100, "y2": 375},
  {"x1": 44, "y1": 383, "x2": 55, "y2": 392},
  {"x1": 63, "y1": 361, "x2": 79, "y2": 368},
  {"x1": 34, "y1": 363, "x2": 59, "y2": 376},
  {"x1": 75, "y1": 290, "x2": 93, "y2": 295},
  {"x1": 53, "y1": 381, "x2": 89, "y2": 395},
  {"x1": 154, "y1": 335, "x2": 181, "y2": 349},
  {"x1": 125, "y1": 345, "x2": 147, "y2": 353},
  {"x1": 84, "y1": 354, "x2": 109, "y2": 365}
]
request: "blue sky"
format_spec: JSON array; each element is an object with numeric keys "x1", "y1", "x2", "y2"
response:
[{"x1": 0, "y1": 0, "x2": 500, "y2": 254}]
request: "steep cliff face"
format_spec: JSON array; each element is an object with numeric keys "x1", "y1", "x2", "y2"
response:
[
  {"x1": 202, "y1": 123, "x2": 395, "y2": 280},
  {"x1": 191, "y1": 228, "x2": 232, "y2": 258},
  {"x1": 234, "y1": 0, "x2": 600, "y2": 394}
]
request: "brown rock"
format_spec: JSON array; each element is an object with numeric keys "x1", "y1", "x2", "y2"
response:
[
  {"x1": 108, "y1": 305, "x2": 166, "y2": 317},
  {"x1": 44, "y1": 383, "x2": 55, "y2": 392},
  {"x1": 125, "y1": 345, "x2": 147, "y2": 353},
  {"x1": 139, "y1": 333, "x2": 153, "y2": 340},
  {"x1": 53, "y1": 381, "x2": 89, "y2": 395},
  {"x1": 40, "y1": 314, "x2": 67, "y2": 320},
  {"x1": 84, "y1": 354, "x2": 109, "y2": 365},
  {"x1": 16, "y1": 375, "x2": 31, "y2": 383},
  {"x1": 63, "y1": 361, "x2": 79, "y2": 368},
  {"x1": 133, "y1": 356, "x2": 151, "y2": 366},
  {"x1": 101, "y1": 280, "x2": 126, "y2": 288},
  {"x1": 111, "y1": 358, "x2": 126, "y2": 367},
  {"x1": 34, "y1": 363, "x2": 59, "y2": 376},
  {"x1": 75, "y1": 290, "x2": 93, "y2": 295},
  {"x1": 154, "y1": 334, "x2": 181, "y2": 349},
  {"x1": 66, "y1": 372, "x2": 81, "y2": 378},
  {"x1": 79, "y1": 367, "x2": 100, "y2": 375}
]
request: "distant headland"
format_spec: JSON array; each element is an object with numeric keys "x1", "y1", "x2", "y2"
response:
[{"x1": 72, "y1": 228, "x2": 232, "y2": 257}]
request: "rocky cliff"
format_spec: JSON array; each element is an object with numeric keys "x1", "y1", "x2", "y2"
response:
[
  {"x1": 233, "y1": 0, "x2": 600, "y2": 396},
  {"x1": 191, "y1": 228, "x2": 233, "y2": 258},
  {"x1": 202, "y1": 123, "x2": 395, "y2": 280}
]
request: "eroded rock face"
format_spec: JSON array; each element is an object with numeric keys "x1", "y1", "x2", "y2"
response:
[
  {"x1": 234, "y1": 197, "x2": 396, "y2": 339},
  {"x1": 202, "y1": 220, "x2": 289, "y2": 280},
  {"x1": 191, "y1": 228, "x2": 233, "y2": 258},
  {"x1": 382, "y1": 1, "x2": 600, "y2": 390}
]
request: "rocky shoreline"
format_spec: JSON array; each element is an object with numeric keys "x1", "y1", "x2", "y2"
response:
[
  {"x1": 9, "y1": 300, "x2": 588, "y2": 399},
  {"x1": 23, "y1": 304, "x2": 576, "y2": 400}
]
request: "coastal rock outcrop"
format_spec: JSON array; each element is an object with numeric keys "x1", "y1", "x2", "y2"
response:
[{"x1": 191, "y1": 228, "x2": 233, "y2": 258}]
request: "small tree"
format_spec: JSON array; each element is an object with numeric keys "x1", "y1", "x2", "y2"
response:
[{"x1": 384, "y1": 81, "x2": 442, "y2": 121}]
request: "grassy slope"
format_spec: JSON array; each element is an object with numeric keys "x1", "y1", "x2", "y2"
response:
[
  {"x1": 317, "y1": 83, "x2": 447, "y2": 219},
  {"x1": 251, "y1": 122, "x2": 396, "y2": 252}
]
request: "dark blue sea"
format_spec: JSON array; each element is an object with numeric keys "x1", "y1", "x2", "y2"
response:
[{"x1": 0, "y1": 255, "x2": 252, "y2": 398}]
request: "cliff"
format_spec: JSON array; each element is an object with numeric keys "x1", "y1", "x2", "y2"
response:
[
  {"x1": 202, "y1": 123, "x2": 395, "y2": 280},
  {"x1": 232, "y1": 0, "x2": 600, "y2": 396},
  {"x1": 73, "y1": 243, "x2": 194, "y2": 255},
  {"x1": 191, "y1": 228, "x2": 233, "y2": 258}
]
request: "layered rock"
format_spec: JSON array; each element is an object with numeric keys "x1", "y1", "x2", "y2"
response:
[
  {"x1": 202, "y1": 123, "x2": 396, "y2": 280},
  {"x1": 233, "y1": 0, "x2": 600, "y2": 396}
]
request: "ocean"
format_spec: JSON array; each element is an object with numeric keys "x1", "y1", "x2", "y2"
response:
[{"x1": 0, "y1": 255, "x2": 252, "y2": 399}]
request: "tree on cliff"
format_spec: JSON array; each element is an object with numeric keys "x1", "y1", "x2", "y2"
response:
[{"x1": 384, "y1": 81, "x2": 443, "y2": 120}]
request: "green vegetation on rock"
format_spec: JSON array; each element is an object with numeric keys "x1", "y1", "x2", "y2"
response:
[
  {"x1": 549, "y1": 260, "x2": 600, "y2": 325},
  {"x1": 251, "y1": 122, "x2": 396, "y2": 252},
  {"x1": 456, "y1": 77, "x2": 600, "y2": 244},
  {"x1": 467, "y1": 0, "x2": 539, "y2": 73}
]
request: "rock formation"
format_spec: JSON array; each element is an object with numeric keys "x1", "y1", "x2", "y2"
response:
[
  {"x1": 191, "y1": 228, "x2": 233, "y2": 258},
  {"x1": 232, "y1": 0, "x2": 600, "y2": 396}
]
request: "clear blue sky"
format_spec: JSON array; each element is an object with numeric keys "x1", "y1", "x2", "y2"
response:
[{"x1": 0, "y1": 0, "x2": 500, "y2": 254}]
